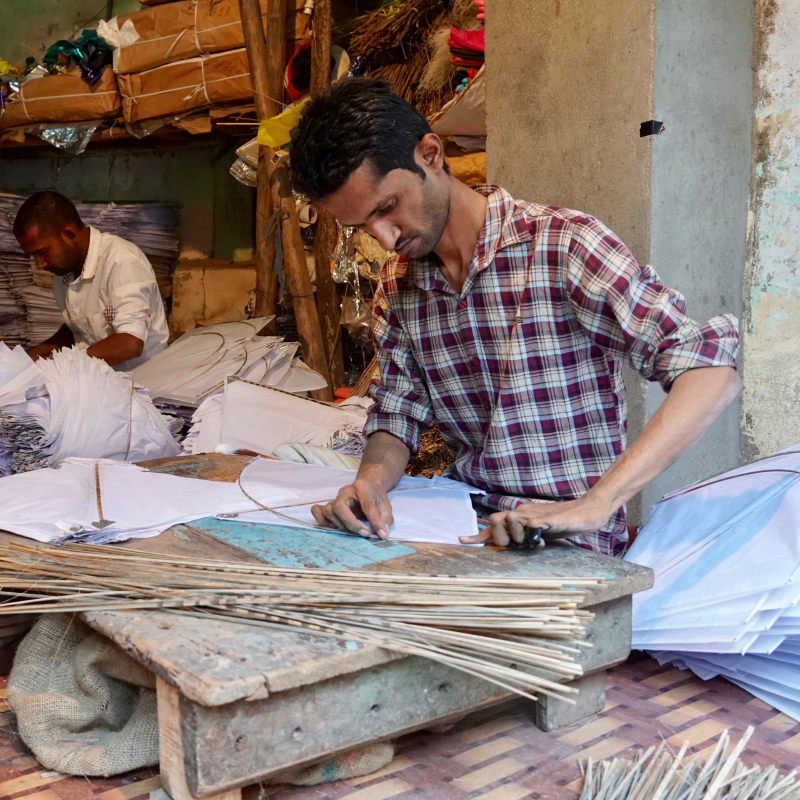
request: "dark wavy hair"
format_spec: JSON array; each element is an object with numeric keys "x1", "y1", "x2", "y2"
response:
[
  {"x1": 13, "y1": 191, "x2": 84, "y2": 238},
  {"x1": 290, "y1": 78, "x2": 439, "y2": 201}
]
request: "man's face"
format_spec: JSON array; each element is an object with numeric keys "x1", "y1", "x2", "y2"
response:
[
  {"x1": 320, "y1": 148, "x2": 450, "y2": 260},
  {"x1": 17, "y1": 224, "x2": 84, "y2": 277}
]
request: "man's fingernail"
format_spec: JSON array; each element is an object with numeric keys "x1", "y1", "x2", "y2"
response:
[{"x1": 359, "y1": 528, "x2": 370, "y2": 537}]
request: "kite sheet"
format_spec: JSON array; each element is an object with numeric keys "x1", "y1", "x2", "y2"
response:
[
  {"x1": 625, "y1": 444, "x2": 800, "y2": 720},
  {"x1": 0, "y1": 456, "x2": 484, "y2": 547}
]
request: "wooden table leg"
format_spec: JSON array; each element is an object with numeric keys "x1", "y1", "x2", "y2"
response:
[
  {"x1": 157, "y1": 677, "x2": 242, "y2": 800},
  {"x1": 530, "y1": 671, "x2": 607, "y2": 732}
]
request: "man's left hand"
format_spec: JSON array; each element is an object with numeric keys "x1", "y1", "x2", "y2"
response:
[{"x1": 459, "y1": 496, "x2": 614, "y2": 547}]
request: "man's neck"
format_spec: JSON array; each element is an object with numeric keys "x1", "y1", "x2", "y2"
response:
[
  {"x1": 433, "y1": 180, "x2": 489, "y2": 294},
  {"x1": 76, "y1": 226, "x2": 91, "y2": 272}
]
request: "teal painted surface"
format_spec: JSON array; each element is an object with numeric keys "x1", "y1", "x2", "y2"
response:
[{"x1": 188, "y1": 517, "x2": 415, "y2": 570}]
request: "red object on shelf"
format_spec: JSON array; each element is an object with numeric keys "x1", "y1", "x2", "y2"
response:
[
  {"x1": 448, "y1": 26, "x2": 485, "y2": 53},
  {"x1": 334, "y1": 387, "x2": 353, "y2": 401}
]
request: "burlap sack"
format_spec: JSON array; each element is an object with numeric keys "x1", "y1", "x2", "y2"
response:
[
  {"x1": 115, "y1": 0, "x2": 310, "y2": 74},
  {"x1": 8, "y1": 613, "x2": 395, "y2": 785},
  {"x1": 118, "y1": 48, "x2": 253, "y2": 124},
  {"x1": 0, "y1": 68, "x2": 122, "y2": 129},
  {"x1": 7, "y1": 613, "x2": 159, "y2": 776}
]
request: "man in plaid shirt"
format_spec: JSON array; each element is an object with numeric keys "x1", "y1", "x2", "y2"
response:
[{"x1": 290, "y1": 79, "x2": 740, "y2": 556}]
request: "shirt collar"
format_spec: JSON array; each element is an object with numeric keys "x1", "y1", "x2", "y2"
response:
[
  {"x1": 71, "y1": 226, "x2": 101, "y2": 284},
  {"x1": 406, "y1": 185, "x2": 533, "y2": 292}
]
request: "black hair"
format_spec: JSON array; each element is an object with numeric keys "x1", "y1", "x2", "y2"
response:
[
  {"x1": 13, "y1": 191, "x2": 84, "y2": 239},
  {"x1": 290, "y1": 77, "x2": 439, "y2": 201}
]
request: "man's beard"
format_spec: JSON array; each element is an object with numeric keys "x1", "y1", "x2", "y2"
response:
[{"x1": 398, "y1": 179, "x2": 450, "y2": 259}]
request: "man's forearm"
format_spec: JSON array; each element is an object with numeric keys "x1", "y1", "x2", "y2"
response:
[
  {"x1": 586, "y1": 365, "x2": 741, "y2": 514},
  {"x1": 86, "y1": 333, "x2": 144, "y2": 367},
  {"x1": 357, "y1": 431, "x2": 411, "y2": 492}
]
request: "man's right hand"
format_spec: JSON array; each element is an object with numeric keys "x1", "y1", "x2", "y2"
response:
[
  {"x1": 25, "y1": 343, "x2": 60, "y2": 362},
  {"x1": 311, "y1": 478, "x2": 395, "y2": 539}
]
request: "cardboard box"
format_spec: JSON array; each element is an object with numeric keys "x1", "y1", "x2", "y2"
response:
[
  {"x1": 118, "y1": 48, "x2": 253, "y2": 124},
  {"x1": 116, "y1": 0, "x2": 310, "y2": 74},
  {"x1": 169, "y1": 258, "x2": 256, "y2": 341},
  {"x1": 0, "y1": 67, "x2": 121, "y2": 129}
]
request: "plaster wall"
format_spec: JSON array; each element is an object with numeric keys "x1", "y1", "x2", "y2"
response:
[
  {"x1": 486, "y1": 0, "x2": 753, "y2": 524},
  {"x1": 486, "y1": 0, "x2": 655, "y2": 264},
  {"x1": 635, "y1": 0, "x2": 752, "y2": 518},
  {"x1": 0, "y1": 0, "x2": 140, "y2": 69},
  {"x1": 740, "y1": 0, "x2": 800, "y2": 461}
]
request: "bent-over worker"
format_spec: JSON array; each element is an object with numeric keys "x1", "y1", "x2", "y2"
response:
[
  {"x1": 13, "y1": 191, "x2": 169, "y2": 370},
  {"x1": 290, "y1": 79, "x2": 741, "y2": 555}
]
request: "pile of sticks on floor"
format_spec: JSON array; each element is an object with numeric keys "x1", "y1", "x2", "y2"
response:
[
  {"x1": 0, "y1": 542, "x2": 601, "y2": 702},
  {"x1": 579, "y1": 727, "x2": 800, "y2": 800}
]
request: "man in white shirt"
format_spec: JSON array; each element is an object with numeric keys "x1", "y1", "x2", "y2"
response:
[{"x1": 13, "y1": 191, "x2": 169, "y2": 371}]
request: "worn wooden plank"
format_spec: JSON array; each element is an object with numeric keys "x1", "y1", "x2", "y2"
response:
[
  {"x1": 179, "y1": 655, "x2": 511, "y2": 796},
  {"x1": 85, "y1": 590, "x2": 631, "y2": 709},
  {"x1": 157, "y1": 677, "x2": 242, "y2": 800}
]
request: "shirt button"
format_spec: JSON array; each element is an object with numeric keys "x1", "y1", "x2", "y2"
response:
[
  {"x1": 458, "y1": 299, "x2": 467, "y2": 309},
  {"x1": 471, "y1": 356, "x2": 480, "y2": 367}
]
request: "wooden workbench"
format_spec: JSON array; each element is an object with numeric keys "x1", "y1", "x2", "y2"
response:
[{"x1": 75, "y1": 454, "x2": 653, "y2": 800}]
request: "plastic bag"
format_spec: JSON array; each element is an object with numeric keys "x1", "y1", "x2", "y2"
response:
[{"x1": 43, "y1": 30, "x2": 114, "y2": 84}]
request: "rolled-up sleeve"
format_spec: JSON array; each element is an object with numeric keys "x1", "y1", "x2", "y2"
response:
[
  {"x1": 564, "y1": 217, "x2": 740, "y2": 391},
  {"x1": 106, "y1": 260, "x2": 161, "y2": 343},
  {"x1": 364, "y1": 281, "x2": 435, "y2": 454}
]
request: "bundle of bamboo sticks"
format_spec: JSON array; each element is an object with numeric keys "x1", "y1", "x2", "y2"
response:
[
  {"x1": 0, "y1": 542, "x2": 601, "y2": 703},
  {"x1": 579, "y1": 727, "x2": 800, "y2": 800}
]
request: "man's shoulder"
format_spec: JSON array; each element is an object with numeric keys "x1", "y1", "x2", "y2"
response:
[{"x1": 93, "y1": 229, "x2": 155, "y2": 275}]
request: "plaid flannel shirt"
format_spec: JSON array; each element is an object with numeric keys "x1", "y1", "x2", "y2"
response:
[{"x1": 364, "y1": 185, "x2": 740, "y2": 556}]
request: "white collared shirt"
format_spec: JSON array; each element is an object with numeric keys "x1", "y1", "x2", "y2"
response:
[{"x1": 52, "y1": 226, "x2": 169, "y2": 371}]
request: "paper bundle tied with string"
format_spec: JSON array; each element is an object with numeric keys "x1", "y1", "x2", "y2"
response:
[
  {"x1": 0, "y1": 67, "x2": 121, "y2": 130},
  {"x1": 110, "y1": 0, "x2": 310, "y2": 75},
  {"x1": 118, "y1": 48, "x2": 252, "y2": 124}
]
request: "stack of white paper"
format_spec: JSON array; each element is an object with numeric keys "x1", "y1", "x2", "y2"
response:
[
  {"x1": 0, "y1": 343, "x2": 179, "y2": 475},
  {"x1": 625, "y1": 445, "x2": 800, "y2": 720},
  {"x1": 0, "y1": 454, "x2": 482, "y2": 547},
  {"x1": 183, "y1": 377, "x2": 369, "y2": 458},
  {"x1": 132, "y1": 319, "x2": 328, "y2": 415},
  {"x1": 0, "y1": 457, "x2": 242, "y2": 544}
]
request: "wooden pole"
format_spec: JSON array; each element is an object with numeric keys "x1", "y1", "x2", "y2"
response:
[
  {"x1": 239, "y1": 0, "x2": 284, "y2": 331},
  {"x1": 272, "y1": 158, "x2": 333, "y2": 399},
  {"x1": 309, "y1": 0, "x2": 344, "y2": 391}
]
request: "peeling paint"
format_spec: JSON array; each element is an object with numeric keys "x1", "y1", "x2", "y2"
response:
[{"x1": 741, "y1": 0, "x2": 800, "y2": 459}]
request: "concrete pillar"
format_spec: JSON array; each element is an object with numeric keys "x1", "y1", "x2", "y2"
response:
[
  {"x1": 740, "y1": 1, "x2": 800, "y2": 462},
  {"x1": 486, "y1": 0, "x2": 752, "y2": 523}
]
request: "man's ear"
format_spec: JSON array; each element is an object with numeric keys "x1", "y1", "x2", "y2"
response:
[
  {"x1": 61, "y1": 224, "x2": 79, "y2": 242},
  {"x1": 417, "y1": 133, "x2": 446, "y2": 173}
]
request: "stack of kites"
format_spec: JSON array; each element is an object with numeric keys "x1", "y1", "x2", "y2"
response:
[
  {"x1": 130, "y1": 318, "x2": 329, "y2": 432},
  {"x1": 0, "y1": 192, "x2": 179, "y2": 347},
  {"x1": 0, "y1": 342, "x2": 179, "y2": 476},
  {"x1": 625, "y1": 445, "x2": 800, "y2": 721}
]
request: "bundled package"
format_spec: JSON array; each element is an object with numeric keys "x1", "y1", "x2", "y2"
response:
[
  {"x1": 0, "y1": 67, "x2": 121, "y2": 130},
  {"x1": 111, "y1": 0, "x2": 309, "y2": 75},
  {"x1": 118, "y1": 48, "x2": 252, "y2": 124}
]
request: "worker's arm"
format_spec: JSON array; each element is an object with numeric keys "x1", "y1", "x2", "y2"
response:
[
  {"x1": 311, "y1": 431, "x2": 410, "y2": 539},
  {"x1": 26, "y1": 324, "x2": 74, "y2": 361},
  {"x1": 463, "y1": 365, "x2": 740, "y2": 545},
  {"x1": 86, "y1": 332, "x2": 144, "y2": 368}
]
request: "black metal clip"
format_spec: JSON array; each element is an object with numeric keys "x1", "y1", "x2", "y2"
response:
[{"x1": 507, "y1": 526, "x2": 543, "y2": 550}]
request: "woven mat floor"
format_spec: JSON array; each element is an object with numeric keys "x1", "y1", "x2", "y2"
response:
[{"x1": 0, "y1": 652, "x2": 799, "y2": 800}]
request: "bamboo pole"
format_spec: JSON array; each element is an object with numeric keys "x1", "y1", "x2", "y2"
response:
[
  {"x1": 272, "y1": 157, "x2": 334, "y2": 399},
  {"x1": 239, "y1": 0, "x2": 284, "y2": 332},
  {"x1": 310, "y1": 0, "x2": 344, "y2": 390}
]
